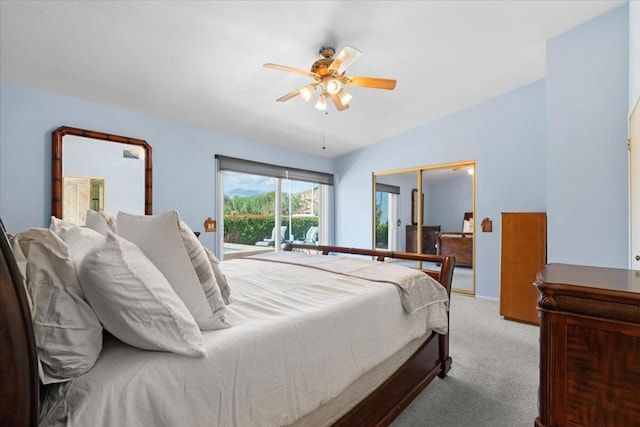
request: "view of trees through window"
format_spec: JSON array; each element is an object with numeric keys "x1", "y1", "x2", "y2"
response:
[
  {"x1": 223, "y1": 171, "x2": 320, "y2": 246},
  {"x1": 375, "y1": 191, "x2": 389, "y2": 248}
]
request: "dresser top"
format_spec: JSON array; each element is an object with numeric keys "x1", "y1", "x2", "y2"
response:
[{"x1": 536, "y1": 263, "x2": 640, "y2": 295}]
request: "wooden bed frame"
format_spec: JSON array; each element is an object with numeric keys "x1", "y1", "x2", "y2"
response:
[{"x1": 0, "y1": 224, "x2": 454, "y2": 427}]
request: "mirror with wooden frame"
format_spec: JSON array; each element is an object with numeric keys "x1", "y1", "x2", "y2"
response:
[{"x1": 52, "y1": 126, "x2": 152, "y2": 224}]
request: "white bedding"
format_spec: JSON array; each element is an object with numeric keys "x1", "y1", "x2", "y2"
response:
[{"x1": 40, "y1": 257, "x2": 449, "y2": 427}]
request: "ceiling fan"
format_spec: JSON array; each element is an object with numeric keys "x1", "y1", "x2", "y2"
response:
[{"x1": 264, "y1": 46, "x2": 397, "y2": 112}]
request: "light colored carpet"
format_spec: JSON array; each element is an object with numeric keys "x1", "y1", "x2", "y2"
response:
[{"x1": 392, "y1": 293, "x2": 540, "y2": 427}]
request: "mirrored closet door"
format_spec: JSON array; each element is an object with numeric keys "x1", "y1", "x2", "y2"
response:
[{"x1": 373, "y1": 161, "x2": 476, "y2": 295}]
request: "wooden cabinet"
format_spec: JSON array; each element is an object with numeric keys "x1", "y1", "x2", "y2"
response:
[
  {"x1": 500, "y1": 212, "x2": 546, "y2": 325},
  {"x1": 405, "y1": 225, "x2": 440, "y2": 254},
  {"x1": 535, "y1": 264, "x2": 640, "y2": 427}
]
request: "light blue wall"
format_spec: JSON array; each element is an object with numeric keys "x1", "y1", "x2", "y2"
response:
[
  {"x1": 546, "y1": 5, "x2": 629, "y2": 268},
  {"x1": 425, "y1": 174, "x2": 474, "y2": 232},
  {"x1": 630, "y1": 0, "x2": 639, "y2": 112},
  {"x1": 334, "y1": 80, "x2": 546, "y2": 299},
  {"x1": 0, "y1": 82, "x2": 333, "y2": 252}
]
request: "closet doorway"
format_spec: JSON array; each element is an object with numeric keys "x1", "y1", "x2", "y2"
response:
[{"x1": 373, "y1": 161, "x2": 476, "y2": 295}]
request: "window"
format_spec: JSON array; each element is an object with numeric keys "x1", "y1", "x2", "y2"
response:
[
  {"x1": 216, "y1": 156, "x2": 333, "y2": 259},
  {"x1": 375, "y1": 183, "x2": 400, "y2": 250}
]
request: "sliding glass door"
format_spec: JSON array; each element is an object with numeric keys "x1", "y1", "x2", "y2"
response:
[{"x1": 216, "y1": 156, "x2": 332, "y2": 260}]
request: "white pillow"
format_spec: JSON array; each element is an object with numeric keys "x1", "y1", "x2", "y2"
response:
[
  {"x1": 49, "y1": 216, "x2": 77, "y2": 235},
  {"x1": 13, "y1": 228, "x2": 103, "y2": 384},
  {"x1": 203, "y1": 246, "x2": 231, "y2": 304},
  {"x1": 116, "y1": 210, "x2": 229, "y2": 330},
  {"x1": 85, "y1": 210, "x2": 116, "y2": 236},
  {"x1": 79, "y1": 232, "x2": 206, "y2": 357},
  {"x1": 59, "y1": 225, "x2": 105, "y2": 267},
  {"x1": 177, "y1": 219, "x2": 228, "y2": 311}
]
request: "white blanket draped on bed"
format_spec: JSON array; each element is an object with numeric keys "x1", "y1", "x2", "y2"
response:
[
  {"x1": 40, "y1": 257, "x2": 449, "y2": 427},
  {"x1": 249, "y1": 251, "x2": 449, "y2": 314}
]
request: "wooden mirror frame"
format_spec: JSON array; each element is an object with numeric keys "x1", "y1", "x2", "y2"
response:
[
  {"x1": 51, "y1": 126, "x2": 153, "y2": 219},
  {"x1": 411, "y1": 188, "x2": 424, "y2": 226}
]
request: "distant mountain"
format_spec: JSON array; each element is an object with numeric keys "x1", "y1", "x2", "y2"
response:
[{"x1": 226, "y1": 188, "x2": 265, "y2": 197}]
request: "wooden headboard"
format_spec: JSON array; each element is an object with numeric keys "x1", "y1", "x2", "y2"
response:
[{"x1": 0, "y1": 220, "x2": 39, "y2": 426}]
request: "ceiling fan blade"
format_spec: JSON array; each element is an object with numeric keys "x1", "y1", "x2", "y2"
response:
[
  {"x1": 263, "y1": 63, "x2": 318, "y2": 78},
  {"x1": 328, "y1": 46, "x2": 362, "y2": 74},
  {"x1": 276, "y1": 88, "x2": 301, "y2": 102},
  {"x1": 343, "y1": 75, "x2": 397, "y2": 90},
  {"x1": 330, "y1": 93, "x2": 350, "y2": 111}
]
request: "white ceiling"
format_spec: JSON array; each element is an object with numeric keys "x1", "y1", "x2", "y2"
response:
[{"x1": 0, "y1": 0, "x2": 626, "y2": 159}]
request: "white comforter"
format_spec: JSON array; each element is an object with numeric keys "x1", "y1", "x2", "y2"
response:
[{"x1": 40, "y1": 257, "x2": 448, "y2": 427}]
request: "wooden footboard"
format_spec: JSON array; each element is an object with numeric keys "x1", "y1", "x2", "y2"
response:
[{"x1": 284, "y1": 244, "x2": 454, "y2": 426}]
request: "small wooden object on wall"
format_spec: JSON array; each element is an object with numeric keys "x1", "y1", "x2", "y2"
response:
[
  {"x1": 481, "y1": 217, "x2": 492, "y2": 232},
  {"x1": 204, "y1": 217, "x2": 216, "y2": 232},
  {"x1": 500, "y1": 212, "x2": 546, "y2": 325}
]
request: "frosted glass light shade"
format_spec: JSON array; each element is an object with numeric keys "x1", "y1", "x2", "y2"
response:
[
  {"x1": 315, "y1": 94, "x2": 327, "y2": 111},
  {"x1": 325, "y1": 79, "x2": 341, "y2": 95},
  {"x1": 299, "y1": 84, "x2": 315, "y2": 102},
  {"x1": 337, "y1": 89, "x2": 352, "y2": 105}
]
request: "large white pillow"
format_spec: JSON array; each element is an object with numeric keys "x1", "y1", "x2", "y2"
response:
[
  {"x1": 79, "y1": 232, "x2": 206, "y2": 357},
  {"x1": 85, "y1": 210, "x2": 116, "y2": 236},
  {"x1": 49, "y1": 216, "x2": 77, "y2": 236},
  {"x1": 116, "y1": 210, "x2": 229, "y2": 330},
  {"x1": 13, "y1": 228, "x2": 103, "y2": 384},
  {"x1": 203, "y1": 246, "x2": 231, "y2": 304},
  {"x1": 177, "y1": 219, "x2": 229, "y2": 311},
  {"x1": 59, "y1": 225, "x2": 105, "y2": 268}
]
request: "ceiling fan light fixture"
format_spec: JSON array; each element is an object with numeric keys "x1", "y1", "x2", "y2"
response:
[
  {"x1": 299, "y1": 84, "x2": 316, "y2": 102},
  {"x1": 315, "y1": 94, "x2": 327, "y2": 111},
  {"x1": 325, "y1": 78, "x2": 341, "y2": 95},
  {"x1": 337, "y1": 89, "x2": 353, "y2": 105}
]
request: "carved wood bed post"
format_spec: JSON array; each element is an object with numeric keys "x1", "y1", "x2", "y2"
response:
[{"x1": 0, "y1": 220, "x2": 39, "y2": 427}]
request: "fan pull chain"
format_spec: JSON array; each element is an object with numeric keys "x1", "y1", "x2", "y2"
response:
[{"x1": 322, "y1": 111, "x2": 328, "y2": 150}]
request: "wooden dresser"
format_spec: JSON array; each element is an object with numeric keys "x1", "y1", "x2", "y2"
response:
[
  {"x1": 535, "y1": 264, "x2": 640, "y2": 427},
  {"x1": 405, "y1": 225, "x2": 440, "y2": 254},
  {"x1": 500, "y1": 212, "x2": 546, "y2": 325},
  {"x1": 436, "y1": 232, "x2": 473, "y2": 267}
]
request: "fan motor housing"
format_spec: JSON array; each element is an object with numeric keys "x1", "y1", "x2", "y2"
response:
[
  {"x1": 311, "y1": 58, "x2": 334, "y2": 76},
  {"x1": 311, "y1": 46, "x2": 337, "y2": 76}
]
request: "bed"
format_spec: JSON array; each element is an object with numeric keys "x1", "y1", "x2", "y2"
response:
[{"x1": 0, "y1": 219, "x2": 455, "y2": 427}]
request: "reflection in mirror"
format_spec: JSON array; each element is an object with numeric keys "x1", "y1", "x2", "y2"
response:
[
  {"x1": 52, "y1": 126, "x2": 152, "y2": 224},
  {"x1": 374, "y1": 181, "x2": 400, "y2": 250},
  {"x1": 373, "y1": 162, "x2": 475, "y2": 295}
]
